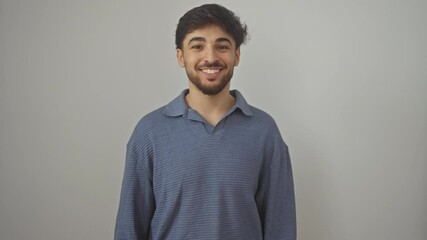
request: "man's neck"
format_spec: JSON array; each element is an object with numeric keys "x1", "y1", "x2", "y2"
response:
[{"x1": 185, "y1": 84, "x2": 235, "y2": 126}]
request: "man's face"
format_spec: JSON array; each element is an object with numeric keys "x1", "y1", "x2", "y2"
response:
[{"x1": 177, "y1": 25, "x2": 240, "y2": 96}]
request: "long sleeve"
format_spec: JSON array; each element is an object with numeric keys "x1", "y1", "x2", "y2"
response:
[
  {"x1": 256, "y1": 139, "x2": 296, "y2": 240},
  {"x1": 114, "y1": 130, "x2": 155, "y2": 240}
]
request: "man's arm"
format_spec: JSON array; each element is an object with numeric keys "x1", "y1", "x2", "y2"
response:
[
  {"x1": 114, "y1": 131, "x2": 155, "y2": 240},
  {"x1": 256, "y1": 139, "x2": 297, "y2": 240}
]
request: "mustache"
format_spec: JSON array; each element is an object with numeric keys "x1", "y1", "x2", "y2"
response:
[{"x1": 197, "y1": 61, "x2": 225, "y2": 68}]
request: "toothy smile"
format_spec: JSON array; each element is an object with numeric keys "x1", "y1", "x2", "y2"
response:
[{"x1": 201, "y1": 69, "x2": 221, "y2": 74}]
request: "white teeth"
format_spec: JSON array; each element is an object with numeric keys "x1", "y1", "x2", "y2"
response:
[{"x1": 202, "y1": 69, "x2": 220, "y2": 74}]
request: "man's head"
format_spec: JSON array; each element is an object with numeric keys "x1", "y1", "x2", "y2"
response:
[{"x1": 175, "y1": 4, "x2": 248, "y2": 96}]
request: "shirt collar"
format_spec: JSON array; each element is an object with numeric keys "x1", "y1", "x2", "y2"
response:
[{"x1": 162, "y1": 89, "x2": 253, "y2": 117}]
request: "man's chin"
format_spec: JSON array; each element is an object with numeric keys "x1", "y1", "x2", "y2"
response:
[
  {"x1": 188, "y1": 75, "x2": 232, "y2": 95},
  {"x1": 196, "y1": 84, "x2": 227, "y2": 96}
]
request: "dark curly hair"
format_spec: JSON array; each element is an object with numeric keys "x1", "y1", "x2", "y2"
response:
[{"x1": 175, "y1": 4, "x2": 248, "y2": 50}]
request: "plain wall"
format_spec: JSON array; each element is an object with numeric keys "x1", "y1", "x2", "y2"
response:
[{"x1": 1, "y1": 0, "x2": 426, "y2": 239}]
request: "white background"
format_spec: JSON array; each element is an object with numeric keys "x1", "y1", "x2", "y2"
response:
[{"x1": 1, "y1": 0, "x2": 426, "y2": 239}]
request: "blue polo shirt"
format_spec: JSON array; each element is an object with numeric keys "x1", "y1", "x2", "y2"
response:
[{"x1": 115, "y1": 89, "x2": 296, "y2": 240}]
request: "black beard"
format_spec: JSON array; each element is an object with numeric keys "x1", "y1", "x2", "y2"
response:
[
  {"x1": 185, "y1": 66, "x2": 234, "y2": 96},
  {"x1": 188, "y1": 74, "x2": 232, "y2": 95}
]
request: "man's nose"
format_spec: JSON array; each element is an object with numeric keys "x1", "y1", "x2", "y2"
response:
[{"x1": 203, "y1": 47, "x2": 218, "y2": 63}]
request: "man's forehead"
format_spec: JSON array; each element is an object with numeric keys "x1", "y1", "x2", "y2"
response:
[{"x1": 184, "y1": 25, "x2": 235, "y2": 43}]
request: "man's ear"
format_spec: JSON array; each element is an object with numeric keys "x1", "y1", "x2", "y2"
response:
[
  {"x1": 176, "y1": 48, "x2": 185, "y2": 68},
  {"x1": 234, "y1": 47, "x2": 241, "y2": 66}
]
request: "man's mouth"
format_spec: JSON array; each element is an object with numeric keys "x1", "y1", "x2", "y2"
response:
[
  {"x1": 202, "y1": 68, "x2": 220, "y2": 74},
  {"x1": 199, "y1": 68, "x2": 223, "y2": 79}
]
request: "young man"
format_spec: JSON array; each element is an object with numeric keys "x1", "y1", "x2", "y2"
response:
[{"x1": 115, "y1": 4, "x2": 296, "y2": 240}]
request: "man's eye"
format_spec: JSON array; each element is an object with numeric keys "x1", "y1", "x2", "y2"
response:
[
  {"x1": 191, "y1": 45, "x2": 202, "y2": 49},
  {"x1": 218, "y1": 45, "x2": 230, "y2": 50}
]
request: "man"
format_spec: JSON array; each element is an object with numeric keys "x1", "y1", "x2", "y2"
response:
[{"x1": 115, "y1": 4, "x2": 296, "y2": 240}]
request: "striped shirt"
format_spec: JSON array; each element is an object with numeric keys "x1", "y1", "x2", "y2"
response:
[{"x1": 115, "y1": 89, "x2": 296, "y2": 240}]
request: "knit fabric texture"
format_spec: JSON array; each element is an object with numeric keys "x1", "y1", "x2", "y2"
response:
[{"x1": 115, "y1": 89, "x2": 296, "y2": 240}]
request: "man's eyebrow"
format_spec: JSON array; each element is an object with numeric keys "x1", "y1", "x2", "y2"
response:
[
  {"x1": 187, "y1": 37, "x2": 232, "y2": 45},
  {"x1": 216, "y1": 37, "x2": 232, "y2": 45},
  {"x1": 188, "y1": 37, "x2": 206, "y2": 45}
]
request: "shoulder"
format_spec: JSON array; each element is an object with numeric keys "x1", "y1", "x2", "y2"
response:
[
  {"x1": 247, "y1": 105, "x2": 289, "y2": 148},
  {"x1": 128, "y1": 105, "x2": 168, "y2": 145},
  {"x1": 135, "y1": 106, "x2": 168, "y2": 130},
  {"x1": 249, "y1": 105, "x2": 281, "y2": 131}
]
